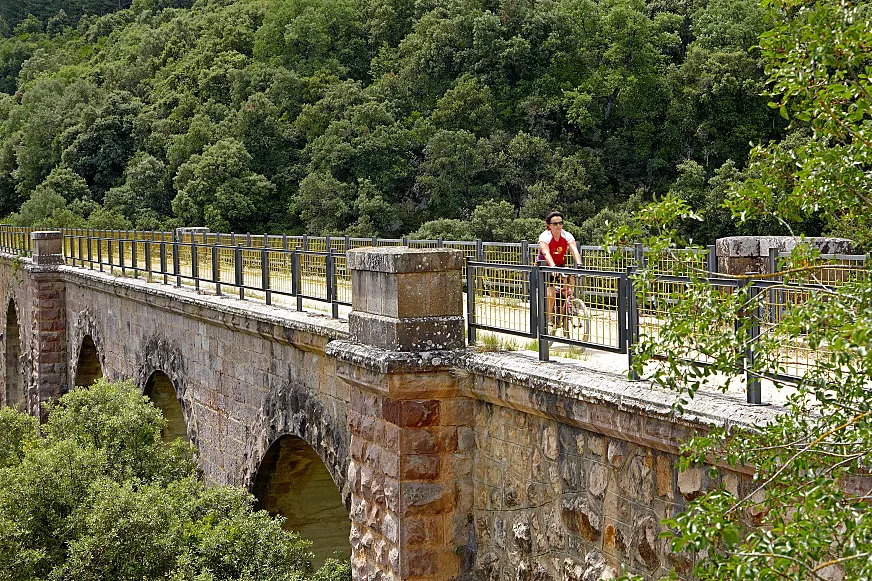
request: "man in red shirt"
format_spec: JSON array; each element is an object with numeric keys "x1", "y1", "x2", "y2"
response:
[{"x1": 538, "y1": 211, "x2": 582, "y2": 328}]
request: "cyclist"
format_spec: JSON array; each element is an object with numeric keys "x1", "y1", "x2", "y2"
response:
[{"x1": 538, "y1": 211, "x2": 582, "y2": 329}]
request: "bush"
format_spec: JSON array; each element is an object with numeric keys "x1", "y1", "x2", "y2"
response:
[{"x1": 0, "y1": 379, "x2": 349, "y2": 581}]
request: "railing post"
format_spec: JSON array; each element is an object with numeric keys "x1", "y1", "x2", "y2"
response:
[
  {"x1": 212, "y1": 245, "x2": 221, "y2": 296},
  {"x1": 131, "y1": 237, "x2": 138, "y2": 278},
  {"x1": 282, "y1": 233, "x2": 288, "y2": 251},
  {"x1": 475, "y1": 238, "x2": 484, "y2": 262},
  {"x1": 437, "y1": 236, "x2": 444, "y2": 248},
  {"x1": 246, "y1": 232, "x2": 252, "y2": 247},
  {"x1": 707, "y1": 244, "x2": 717, "y2": 274},
  {"x1": 768, "y1": 247, "x2": 779, "y2": 279},
  {"x1": 344, "y1": 234, "x2": 350, "y2": 253},
  {"x1": 327, "y1": 252, "x2": 338, "y2": 318},
  {"x1": 537, "y1": 264, "x2": 549, "y2": 362},
  {"x1": 521, "y1": 240, "x2": 529, "y2": 265},
  {"x1": 325, "y1": 234, "x2": 331, "y2": 254},
  {"x1": 466, "y1": 258, "x2": 476, "y2": 345},
  {"x1": 402, "y1": 236, "x2": 409, "y2": 247},
  {"x1": 172, "y1": 242, "x2": 180, "y2": 287},
  {"x1": 97, "y1": 236, "x2": 103, "y2": 272},
  {"x1": 371, "y1": 235, "x2": 377, "y2": 246},
  {"x1": 302, "y1": 234, "x2": 308, "y2": 251},
  {"x1": 744, "y1": 281, "x2": 763, "y2": 405},
  {"x1": 626, "y1": 267, "x2": 640, "y2": 380},
  {"x1": 530, "y1": 261, "x2": 539, "y2": 344},
  {"x1": 261, "y1": 247, "x2": 270, "y2": 305},
  {"x1": 293, "y1": 250, "x2": 302, "y2": 312},
  {"x1": 144, "y1": 241, "x2": 152, "y2": 283},
  {"x1": 192, "y1": 243, "x2": 199, "y2": 291},
  {"x1": 119, "y1": 239, "x2": 126, "y2": 276},
  {"x1": 235, "y1": 244, "x2": 244, "y2": 299},
  {"x1": 160, "y1": 242, "x2": 167, "y2": 285},
  {"x1": 634, "y1": 242, "x2": 645, "y2": 270}
]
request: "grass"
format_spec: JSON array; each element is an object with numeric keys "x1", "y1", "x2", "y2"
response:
[{"x1": 475, "y1": 332, "x2": 520, "y2": 352}]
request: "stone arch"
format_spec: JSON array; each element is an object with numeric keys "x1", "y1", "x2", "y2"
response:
[
  {"x1": 247, "y1": 377, "x2": 351, "y2": 566},
  {"x1": 144, "y1": 370, "x2": 188, "y2": 442},
  {"x1": 246, "y1": 378, "x2": 350, "y2": 504},
  {"x1": 4, "y1": 300, "x2": 24, "y2": 409},
  {"x1": 135, "y1": 335, "x2": 193, "y2": 445},
  {"x1": 251, "y1": 435, "x2": 351, "y2": 567},
  {"x1": 70, "y1": 309, "x2": 106, "y2": 388},
  {"x1": 74, "y1": 335, "x2": 103, "y2": 387}
]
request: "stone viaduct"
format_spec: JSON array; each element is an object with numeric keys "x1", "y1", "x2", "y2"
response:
[{"x1": 0, "y1": 231, "x2": 778, "y2": 581}]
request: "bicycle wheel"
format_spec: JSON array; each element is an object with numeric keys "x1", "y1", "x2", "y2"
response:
[{"x1": 568, "y1": 298, "x2": 590, "y2": 342}]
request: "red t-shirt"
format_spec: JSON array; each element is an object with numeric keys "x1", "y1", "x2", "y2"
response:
[{"x1": 538, "y1": 230, "x2": 575, "y2": 266}]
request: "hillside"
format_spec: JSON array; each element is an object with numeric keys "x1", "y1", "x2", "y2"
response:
[{"x1": 0, "y1": 0, "x2": 811, "y2": 242}]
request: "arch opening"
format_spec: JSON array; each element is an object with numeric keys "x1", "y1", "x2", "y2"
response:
[
  {"x1": 252, "y1": 435, "x2": 350, "y2": 567},
  {"x1": 144, "y1": 371, "x2": 188, "y2": 443},
  {"x1": 4, "y1": 302, "x2": 24, "y2": 409},
  {"x1": 74, "y1": 335, "x2": 103, "y2": 388}
]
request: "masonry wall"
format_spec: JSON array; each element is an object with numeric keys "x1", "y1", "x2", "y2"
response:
[
  {"x1": 57, "y1": 265, "x2": 353, "y2": 496},
  {"x1": 459, "y1": 352, "x2": 770, "y2": 581},
  {"x1": 0, "y1": 250, "x2": 779, "y2": 581}
]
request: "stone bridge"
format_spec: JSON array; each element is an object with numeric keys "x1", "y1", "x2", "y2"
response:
[{"x1": 0, "y1": 231, "x2": 777, "y2": 581}]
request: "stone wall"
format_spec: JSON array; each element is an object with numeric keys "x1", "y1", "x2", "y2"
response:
[
  {"x1": 0, "y1": 240, "x2": 783, "y2": 581},
  {"x1": 459, "y1": 351, "x2": 771, "y2": 580},
  {"x1": 57, "y1": 266, "x2": 352, "y2": 493}
]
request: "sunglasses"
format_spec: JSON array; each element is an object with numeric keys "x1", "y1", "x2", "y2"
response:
[{"x1": 549, "y1": 221, "x2": 563, "y2": 225}]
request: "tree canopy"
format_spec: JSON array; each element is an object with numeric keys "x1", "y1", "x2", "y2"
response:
[
  {"x1": 0, "y1": 379, "x2": 350, "y2": 581},
  {"x1": 617, "y1": 0, "x2": 872, "y2": 578},
  {"x1": 0, "y1": 0, "x2": 818, "y2": 242}
]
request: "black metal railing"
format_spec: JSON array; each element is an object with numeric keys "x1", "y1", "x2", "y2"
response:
[
  {"x1": 64, "y1": 235, "x2": 350, "y2": 317},
  {"x1": 6, "y1": 225, "x2": 863, "y2": 404}
]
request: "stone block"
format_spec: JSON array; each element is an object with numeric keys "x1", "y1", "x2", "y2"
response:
[
  {"x1": 383, "y1": 399, "x2": 440, "y2": 428},
  {"x1": 346, "y1": 247, "x2": 464, "y2": 274},
  {"x1": 401, "y1": 482, "x2": 454, "y2": 515},
  {"x1": 349, "y1": 311, "x2": 464, "y2": 351},
  {"x1": 351, "y1": 269, "x2": 463, "y2": 319},
  {"x1": 401, "y1": 454, "x2": 440, "y2": 480},
  {"x1": 31, "y1": 231, "x2": 64, "y2": 266},
  {"x1": 401, "y1": 515, "x2": 444, "y2": 547},
  {"x1": 716, "y1": 235, "x2": 854, "y2": 275}
]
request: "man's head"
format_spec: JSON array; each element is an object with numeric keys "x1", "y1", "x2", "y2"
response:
[{"x1": 545, "y1": 211, "x2": 564, "y2": 231}]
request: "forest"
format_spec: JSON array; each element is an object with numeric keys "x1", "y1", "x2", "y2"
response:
[{"x1": 0, "y1": 0, "x2": 826, "y2": 243}]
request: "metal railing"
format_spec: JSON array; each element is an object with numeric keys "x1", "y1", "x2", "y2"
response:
[
  {"x1": 771, "y1": 249, "x2": 870, "y2": 285},
  {"x1": 466, "y1": 255, "x2": 869, "y2": 403},
  {"x1": 64, "y1": 235, "x2": 350, "y2": 317},
  {"x1": 0, "y1": 225, "x2": 34, "y2": 255},
  {"x1": 5, "y1": 225, "x2": 861, "y2": 404}
]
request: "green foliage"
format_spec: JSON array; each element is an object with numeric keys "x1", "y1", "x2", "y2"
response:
[
  {"x1": 0, "y1": 0, "x2": 792, "y2": 239},
  {"x1": 618, "y1": 1, "x2": 872, "y2": 579},
  {"x1": 0, "y1": 379, "x2": 348, "y2": 581},
  {"x1": 0, "y1": 408, "x2": 38, "y2": 469}
]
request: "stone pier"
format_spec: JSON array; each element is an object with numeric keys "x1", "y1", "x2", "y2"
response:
[
  {"x1": 28, "y1": 231, "x2": 68, "y2": 419},
  {"x1": 330, "y1": 247, "x2": 474, "y2": 580}
]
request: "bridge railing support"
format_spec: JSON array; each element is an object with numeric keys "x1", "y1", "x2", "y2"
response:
[
  {"x1": 329, "y1": 246, "x2": 473, "y2": 581},
  {"x1": 29, "y1": 231, "x2": 68, "y2": 419}
]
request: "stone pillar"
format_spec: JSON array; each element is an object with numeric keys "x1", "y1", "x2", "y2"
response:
[
  {"x1": 716, "y1": 236, "x2": 854, "y2": 276},
  {"x1": 29, "y1": 231, "x2": 67, "y2": 419},
  {"x1": 328, "y1": 247, "x2": 474, "y2": 581}
]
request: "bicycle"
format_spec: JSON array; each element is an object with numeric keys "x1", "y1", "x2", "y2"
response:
[{"x1": 549, "y1": 272, "x2": 591, "y2": 342}]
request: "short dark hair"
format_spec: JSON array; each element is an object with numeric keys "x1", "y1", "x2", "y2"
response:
[{"x1": 545, "y1": 211, "x2": 563, "y2": 224}]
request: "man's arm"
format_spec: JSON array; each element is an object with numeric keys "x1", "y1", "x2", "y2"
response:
[
  {"x1": 569, "y1": 240, "x2": 582, "y2": 267},
  {"x1": 539, "y1": 241, "x2": 557, "y2": 267}
]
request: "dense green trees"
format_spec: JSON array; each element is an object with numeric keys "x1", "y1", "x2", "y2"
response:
[
  {"x1": 620, "y1": 1, "x2": 872, "y2": 578},
  {"x1": 0, "y1": 379, "x2": 350, "y2": 581},
  {"x1": 0, "y1": 0, "x2": 795, "y2": 241}
]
